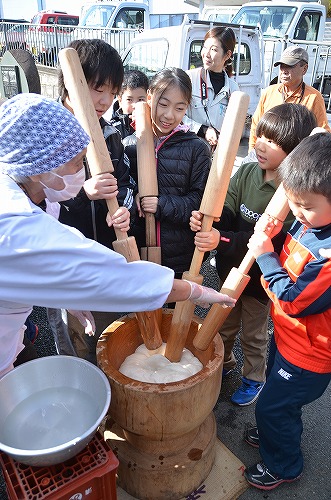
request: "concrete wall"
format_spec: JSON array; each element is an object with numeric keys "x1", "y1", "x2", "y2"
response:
[{"x1": 37, "y1": 65, "x2": 58, "y2": 98}]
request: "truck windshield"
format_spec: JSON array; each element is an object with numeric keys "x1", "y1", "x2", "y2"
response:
[
  {"x1": 232, "y1": 6, "x2": 297, "y2": 38},
  {"x1": 202, "y1": 8, "x2": 239, "y2": 23},
  {"x1": 80, "y1": 5, "x2": 116, "y2": 27}
]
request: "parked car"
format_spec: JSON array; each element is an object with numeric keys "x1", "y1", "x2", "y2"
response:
[
  {"x1": 231, "y1": 0, "x2": 331, "y2": 93},
  {"x1": 30, "y1": 11, "x2": 79, "y2": 29},
  {"x1": 27, "y1": 10, "x2": 79, "y2": 65}
]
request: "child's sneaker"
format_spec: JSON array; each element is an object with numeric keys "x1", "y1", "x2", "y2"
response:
[
  {"x1": 231, "y1": 377, "x2": 264, "y2": 406},
  {"x1": 244, "y1": 426, "x2": 259, "y2": 448},
  {"x1": 244, "y1": 462, "x2": 302, "y2": 490}
]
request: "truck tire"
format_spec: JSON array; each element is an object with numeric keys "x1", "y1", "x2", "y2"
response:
[{"x1": 8, "y1": 48, "x2": 41, "y2": 94}]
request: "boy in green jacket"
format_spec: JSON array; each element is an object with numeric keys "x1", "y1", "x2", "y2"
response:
[{"x1": 190, "y1": 103, "x2": 316, "y2": 405}]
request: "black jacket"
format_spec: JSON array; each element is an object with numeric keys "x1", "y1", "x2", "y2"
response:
[
  {"x1": 59, "y1": 117, "x2": 137, "y2": 250},
  {"x1": 128, "y1": 128, "x2": 211, "y2": 273},
  {"x1": 110, "y1": 100, "x2": 135, "y2": 139}
]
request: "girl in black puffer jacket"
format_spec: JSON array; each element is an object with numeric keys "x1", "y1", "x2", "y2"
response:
[{"x1": 131, "y1": 67, "x2": 211, "y2": 276}]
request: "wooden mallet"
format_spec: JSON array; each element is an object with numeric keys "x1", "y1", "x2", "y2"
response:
[
  {"x1": 135, "y1": 100, "x2": 163, "y2": 334},
  {"x1": 58, "y1": 47, "x2": 163, "y2": 350},
  {"x1": 193, "y1": 183, "x2": 290, "y2": 351},
  {"x1": 165, "y1": 91, "x2": 250, "y2": 362},
  {"x1": 135, "y1": 101, "x2": 161, "y2": 265}
]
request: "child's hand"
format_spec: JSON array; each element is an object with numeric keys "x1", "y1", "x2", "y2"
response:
[
  {"x1": 319, "y1": 248, "x2": 331, "y2": 258},
  {"x1": 205, "y1": 126, "x2": 218, "y2": 148},
  {"x1": 135, "y1": 193, "x2": 144, "y2": 218},
  {"x1": 194, "y1": 228, "x2": 220, "y2": 252},
  {"x1": 84, "y1": 173, "x2": 118, "y2": 200},
  {"x1": 190, "y1": 210, "x2": 203, "y2": 232},
  {"x1": 68, "y1": 310, "x2": 96, "y2": 336},
  {"x1": 248, "y1": 231, "x2": 274, "y2": 258},
  {"x1": 255, "y1": 213, "x2": 283, "y2": 238},
  {"x1": 190, "y1": 210, "x2": 222, "y2": 250},
  {"x1": 190, "y1": 210, "x2": 220, "y2": 232},
  {"x1": 106, "y1": 206, "x2": 130, "y2": 232},
  {"x1": 140, "y1": 196, "x2": 158, "y2": 214}
]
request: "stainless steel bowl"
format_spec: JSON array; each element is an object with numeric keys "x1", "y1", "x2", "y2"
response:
[{"x1": 0, "y1": 355, "x2": 111, "y2": 466}]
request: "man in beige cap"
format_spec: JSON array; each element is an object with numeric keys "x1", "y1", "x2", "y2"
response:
[{"x1": 249, "y1": 46, "x2": 330, "y2": 150}]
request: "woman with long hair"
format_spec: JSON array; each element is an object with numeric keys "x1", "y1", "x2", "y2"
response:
[{"x1": 184, "y1": 26, "x2": 239, "y2": 150}]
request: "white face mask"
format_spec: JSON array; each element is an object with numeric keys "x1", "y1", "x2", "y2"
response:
[{"x1": 40, "y1": 168, "x2": 85, "y2": 203}]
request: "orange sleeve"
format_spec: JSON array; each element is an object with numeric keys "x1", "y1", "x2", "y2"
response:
[
  {"x1": 310, "y1": 94, "x2": 331, "y2": 132},
  {"x1": 249, "y1": 94, "x2": 265, "y2": 151}
]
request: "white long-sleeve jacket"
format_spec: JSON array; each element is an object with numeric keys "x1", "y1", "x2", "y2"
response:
[
  {"x1": 183, "y1": 68, "x2": 239, "y2": 133},
  {"x1": 0, "y1": 175, "x2": 174, "y2": 376}
]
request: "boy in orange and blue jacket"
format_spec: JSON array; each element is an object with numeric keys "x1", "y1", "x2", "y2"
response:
[{"x1": 244, "y1": 132, "x2": 331, "y2": 491}]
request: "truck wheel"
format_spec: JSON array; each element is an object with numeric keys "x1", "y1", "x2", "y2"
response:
[{"x1": 8, "y1": 48, "x2": 41, "y2": 94}]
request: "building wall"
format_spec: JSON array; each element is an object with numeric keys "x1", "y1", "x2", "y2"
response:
[{"x1": 38, "y1": 64, "x2": 58, "y2": 98}]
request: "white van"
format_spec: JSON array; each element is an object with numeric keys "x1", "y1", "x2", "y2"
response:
[{"x1": 121, "y1": 19, "x2": 264, "y2": 118}]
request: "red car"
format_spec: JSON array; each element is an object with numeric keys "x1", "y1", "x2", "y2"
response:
[{"x1": 27, "y1": 10, "x2": 79, "y2": 65}]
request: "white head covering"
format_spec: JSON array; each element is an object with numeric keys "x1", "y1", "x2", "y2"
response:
[{"x1": 0, "y1": 93, "x2": 90, "y2": 176}]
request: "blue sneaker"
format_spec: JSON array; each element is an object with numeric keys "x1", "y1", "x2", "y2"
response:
[{"x1": 231, "y1": 377, "x2": 264, "y2": 406}]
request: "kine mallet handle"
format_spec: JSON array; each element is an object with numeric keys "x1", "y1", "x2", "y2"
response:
[
  {"x1": 165, "y1": 91, "x2": 250, "y2": 362},
  {"x1": 193, "y1": 183, "x2": 290, "y2": 351}
]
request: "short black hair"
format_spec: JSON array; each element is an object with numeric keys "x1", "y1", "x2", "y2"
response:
[
  {"x1": 119, "y1": 69, "x2": 149, "y2": 96},
  {"x1": 58, "y1": 39, "x2": 124, "y2": 101},
  {"x1": 256, "y1": 103, "x2": 317, "y2": 154},
  {"x1": 279, "y1": 132, "x2": 331, "y2": 202}
]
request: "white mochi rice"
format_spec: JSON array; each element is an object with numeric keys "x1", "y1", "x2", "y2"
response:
[{"x1": 119, "y1": 343, "x2": 203, "y2": 383}]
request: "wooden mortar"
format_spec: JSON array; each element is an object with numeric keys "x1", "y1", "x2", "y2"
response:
[{"x1": 97, "y1": 309, "x2": 224, "y2": 500}]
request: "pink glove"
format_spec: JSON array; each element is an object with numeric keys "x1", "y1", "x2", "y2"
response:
[
  {"x1": 67, "y1": 310, "x2": 96, "y2": 336},
  {"x1": 184, "y1": 280, "x2": 236, "y2": 309}
]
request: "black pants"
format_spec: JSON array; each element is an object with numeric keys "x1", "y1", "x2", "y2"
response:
[
  {"x1": 256, "y1": 336, "x2": 331, "y2": 478},
  {"x1": 13, "y1": 334, "x2": 38, "y2": 368}
]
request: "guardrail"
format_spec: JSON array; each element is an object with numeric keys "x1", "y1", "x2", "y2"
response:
[
  {"x1": 0, "y1": 22, "x2": 139, "y2": 67},
  {"x1": 1, "y1": 20, "x2": 331, "y2": 111}
]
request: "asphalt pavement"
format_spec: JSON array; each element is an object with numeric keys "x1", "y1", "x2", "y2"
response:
[
  {"x1": 0, "y1": 137, "x2": 330, "y2": 499},
  {"x1": 1, "y1": 263, "x2": 330, "y2": 499}
]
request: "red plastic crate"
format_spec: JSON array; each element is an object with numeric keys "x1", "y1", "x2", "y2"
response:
[{"x1": 0, "y1": 432, "x2": 118, "y2": 500}]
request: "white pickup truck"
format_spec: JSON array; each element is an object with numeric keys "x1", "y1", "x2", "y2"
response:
[
  {"x1": 121, "y1": 19, "x2": 264, "y2": 119},
  {"x1": 79, "y1": 0, "x2": 199, "y2": 30},
  {"x1": 122, "y1": 2, "x2": 331, "y2": 111},
  {"x1": 232, "y1": 0, "x2": 331, "y2": 95}
]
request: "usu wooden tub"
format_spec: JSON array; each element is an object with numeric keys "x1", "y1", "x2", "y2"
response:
[{"x1": 97, "y1": 309, "x2": 224, "y2": 500}]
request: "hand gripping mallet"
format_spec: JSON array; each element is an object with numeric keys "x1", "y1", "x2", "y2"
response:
[
  {"x1": 165, "y1": 91, "x2": 250, "y2": 362},
  {"x1": 58, "y1": 47, "x2": 163, "y2": 350},
  {"x1": 193, "y1": 183, "x2": 290, "y2": 351}
]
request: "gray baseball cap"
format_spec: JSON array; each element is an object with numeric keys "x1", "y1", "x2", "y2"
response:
[{"x1": 274, "y1": 46, "x2": 309, "y2": 67}]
